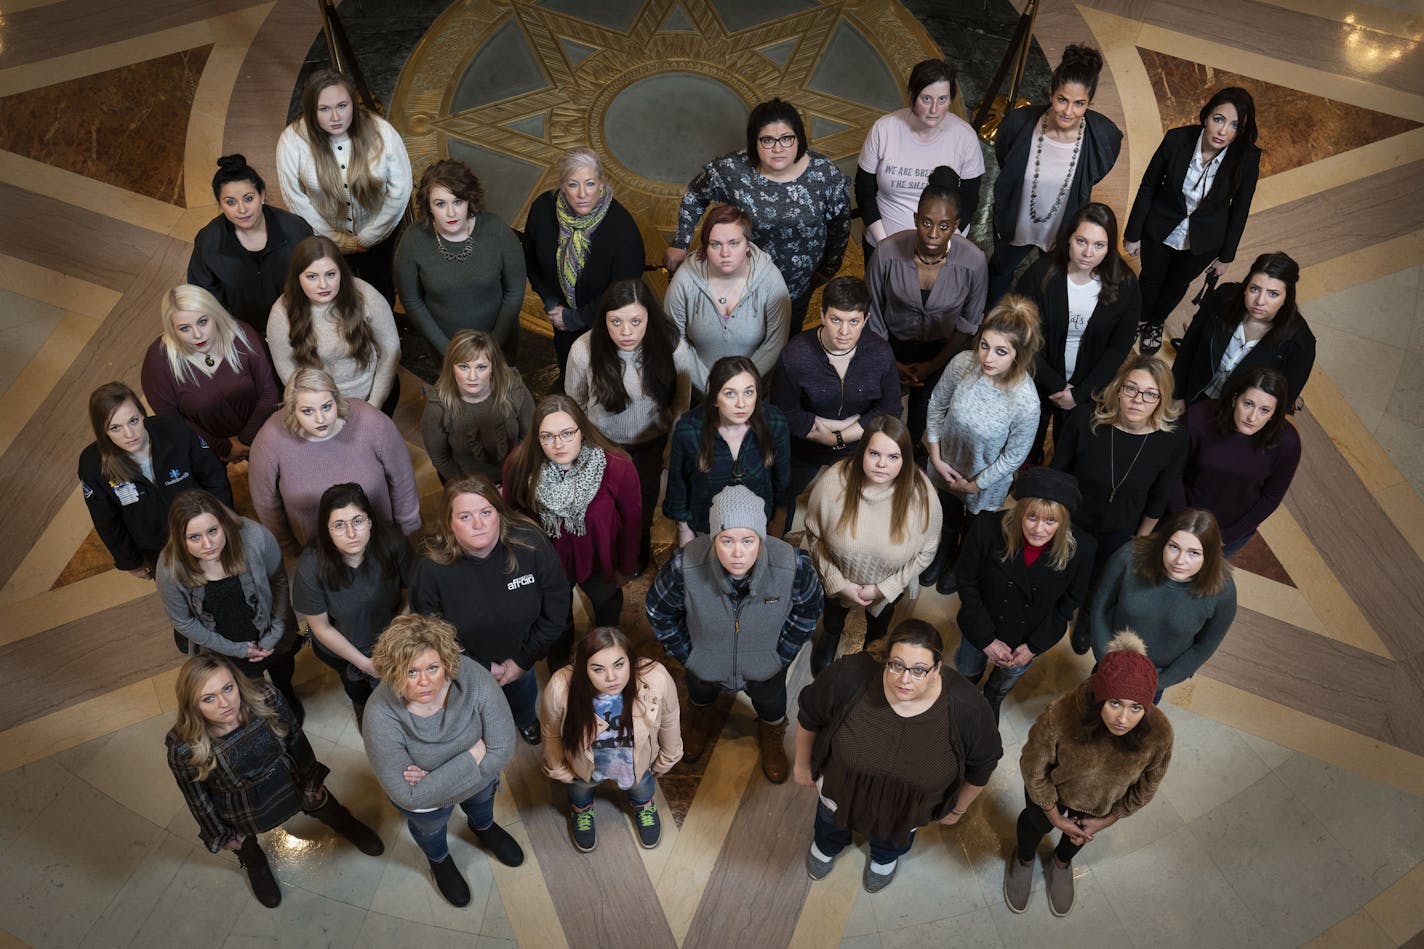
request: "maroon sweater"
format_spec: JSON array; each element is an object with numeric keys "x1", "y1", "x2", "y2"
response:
[{"x1": 503, "y1": 450, "x2": 642, "y2": 584}]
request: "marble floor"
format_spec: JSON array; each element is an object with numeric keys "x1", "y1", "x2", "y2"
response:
[{"x1": 1, "y1": 0, "x2": 1423, "y2": 947}]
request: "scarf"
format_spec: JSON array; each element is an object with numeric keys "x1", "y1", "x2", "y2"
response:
[
  {"x1": 535, "y1": 444, "x2": 607, "y2": 538},
  {"x1": 555, "y1": 187, "x2": 613, "y2": 309}
]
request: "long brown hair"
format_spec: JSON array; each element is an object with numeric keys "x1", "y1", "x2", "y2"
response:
[
  {"x1": 504, "y1": 395, "x2": 628, "y2": 518},
  {"x1": 1047, "y1": 202, "x2": 1131, "y2": 304},
  {"x1": 999, "y1": 496, "x2": 1076, "y2": 570},
  {"x1": 435, "y1": 329, "x2": 519, "y2": 418},
  {"x1": 298, "y1": 70, "x2": 387, "y2": 227},
  {"x1": 171, "y1": 655, "x2": 287, "y2": 780},
  {"x1": 588, "y1": 279, "x2": 679, "y2": 415},
  {"x1": 87, "y1": 382, "x2": 146, "y2": 484},
  {"x1": 281, "y1": 235, "x2": 376, "y2": 370},
  {"x1": 1131, "y1": 507, "x2": 1230, "y2": 597},
  {"x1": 560, "y1": 627, "x2": 652, "y2": 755},
  {"x1": 699, "y1": 356, "x2": 774, "y2": 472},
  {"x1": 159, "y1": 489, "x2": 249, "y2": 587},
  {"x1": 833, "y1": 416, "x2": 929, "y2": 545},
  {"x1": 420, "y1": 475, "x2": 538, "y2": 572}
]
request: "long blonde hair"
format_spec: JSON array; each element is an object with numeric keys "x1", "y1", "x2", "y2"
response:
[
  {"x1": 171, "y1": 655, "x2": 286, "y2": 780},
  {"x1": 999, "y1": 497, "x2": 1076, "y2": 571},
  {"x1": 160, "y1": 285, "x2": 253, "y2": 384},
  {"x1": 435, "y1": 329, "x2": 519, "y2": 418},
  {"x1": 298, "y1": 70, "x2": 386, "y2": 229}
]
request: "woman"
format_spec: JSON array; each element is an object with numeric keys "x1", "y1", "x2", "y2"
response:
[
  {"x1": 267, "y1": 235, "x2": 401, "y2": 415},
  {"x1": 1171, "y1": 251, "x2": 1316, "y2": 410},
  {"x1": 1170, "y1": 368, "x2": 1301, "y2": 555},
  {"x1": 363, "y1": 614, "x2": 523, "y2": 907},
  {"x1": 954, "y1": 467, "x2": 1094, "y2": 720},
  {"x1": 1051, "y1": 355, "x2": 1189, "y2": 654},
  {"x1": 566, "y1": 279, "x2": 695, "y2": 568},
  {"x1": 502, "y1": 395, "x2": 641, "y2": 666},
  {"x1": 410, "y1": 476, "x2": 573, "y2": 746},
  {"x1": 664, "y1": 356, "x2": 791, "y2": 542},
  {"x1": 794, "y1": 619, "x2": 1002, "y2": 893},
  {"x1": 276, "y1": 69, "x2": 412, "y2": 302},
  {"x1": 666, "y1": 98, "x2": 851, "y2": 337},
  {"x1": 155, "y1": 490, "x2": 302, "y2": 716},
  {"x1": 524, "y1": 147, "x2": 646, "y2": 384},
  {"x1": 1125, "y1": 87, "x2": 1261, "y2": 354},
  {"x1": 540, "y1": 626, "x2": 682, "y2": 852},
  {"x1": 857, "y1": 58, "x2": 984, "y2": 260},
  {"x1": 1007, "y1": 632, "x2": 1173, "y2": 917},
  {"x1": 866, "y1": 168, "x2": 988, "y2": 443},
  {"x1": 1090, "y1": 508, "x2": 1237, "y2": 696},
  {"x1": 919, "y1": 296, "x2": 1043, "y2": 594},
  {"x1": 141, "y1": 284, "x2": 280, "y2": 464},
  {"x1": 802, "y1": 416, "x2": 942, "y2": 674},
  {"x1": 187, "y1": 154, "x2": 313, "y2": 334},
  {"x1": 988, "y1": 45, "x2": 1122, "y2": 305},
  {"x1": 292, "y1": 483, "x2": 413, "y2": 723},
  {"x1": 166, "y1": 655, "x2": 383, "y2": 908},
  {"x1": 665, "y1": 203, "x2": 791, "y2": 387},
  {"x1": 394, "y1": 158, "x2": 526, "y2": 355},
  {"x1": 421, "y1": 328, "x2": 534, "y2": 485},
  {"x1": 248, "y1": 368, "x2": 420, "y2": 557},
  {"x1": 1015, "y1": 202, "x2": 1139, "y2": 461},
  {"x1": 78, "y1": 382, "x2": 232, "y2": 580}
]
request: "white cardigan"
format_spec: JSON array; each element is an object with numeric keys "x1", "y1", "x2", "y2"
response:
[{"x1": 276, "y1": 114, "x2": 412, "y2": 248}]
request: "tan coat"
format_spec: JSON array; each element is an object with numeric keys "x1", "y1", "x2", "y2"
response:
[{"x1": 539, "y1": 660, "x2": 683, "y2": 783}]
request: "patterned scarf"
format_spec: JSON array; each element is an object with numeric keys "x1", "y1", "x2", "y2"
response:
[
  {"x1": 535, "y1": 444, "x2": 607, "y2": 538},
  {"x1": 555, "y1": 187, "x2": 613, "y2": 309}
]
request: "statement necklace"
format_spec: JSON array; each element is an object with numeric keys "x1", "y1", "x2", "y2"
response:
[
  {"x1": 1028, "y1": 115, "x2": 1084, "y2": 224},
  {"x1": 914, "y1": 248, "x2": 948, "y2": 266},
  {"x1": 435, "y1": 217, "x2": 477, "y2": 262},
  {"x1": 1108, "y1": 426, "x2": 1149, "y2": 503}
]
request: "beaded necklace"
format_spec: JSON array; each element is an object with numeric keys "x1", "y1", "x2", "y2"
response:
[{"x1": 1028, "y1": 115, "x2": 1084, "y2": 224}]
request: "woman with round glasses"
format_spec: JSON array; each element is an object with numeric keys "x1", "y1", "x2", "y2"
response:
[
  {"x1": 795, "y1": 619, "x2": 1002, "y2": 893},
  {"x1": 503, "y1": 395, "x2": 641, "y2": 668},
  {"x1": 666, "y1": 99, "x2": 851, "y2": 339},
  {"x1": 1050, "y1": 355, "x2": 1188, "y2": 651}
]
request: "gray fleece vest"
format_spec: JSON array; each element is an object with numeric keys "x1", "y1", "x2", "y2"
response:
[{"x1": 681, "y1": 534, "x2": 797, "y2": 690}]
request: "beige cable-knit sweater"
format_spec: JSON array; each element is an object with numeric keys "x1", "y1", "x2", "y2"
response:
[{"x1": 802, "y1": 462, "x2": 942, "y2": 614}]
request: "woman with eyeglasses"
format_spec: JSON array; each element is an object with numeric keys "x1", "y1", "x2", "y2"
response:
[
  {"x1": 1050, "y1": 355, "x2": 1188, "y2": 652},
  {"x1": 795, "y1": 619, "x2": 1002, "y2": 893},
  {"x1": 503, "y1": 395, "x2": 641, "y2": 669},
  {"x1": 664, "y1": 355, "x2": 791, "y2": 544},
  {"x1": 665, "y1": 98, "x2": 851, "y2": 339},
  {"x1": 292, "y1": 482, "x2": 412, "y2": 723}
]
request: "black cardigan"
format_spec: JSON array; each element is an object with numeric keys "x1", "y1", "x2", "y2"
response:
[
  {"x1": 522, "y1": 191, "x2": 646, "y2": 334},
  {"x1": 954, "y1": 512, "x2": 1096, "y2": 655},
  {"x1": 186, "y1": 205, "x2": 313, "y2": 334},
  {"x1": 797, "y1": 652, "x2": 1003, "y2": 820},
  {"x1": 992, "y1": 105, "x2": 1122, "y2": 243},
  {"x1": 1123, "y1": 125, "x2": 1261, "y2": 264},
  {"x1": 1016, "y1": 254, "x2": 1140, "y2": 399},
  {"x1": 1171, "y1": 284, "x2": 1317, "y2": 407}
]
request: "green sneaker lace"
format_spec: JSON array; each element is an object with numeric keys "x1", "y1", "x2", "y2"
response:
[
  {"x1": 574, "y1": 807, "x2": 595, "y2": 832},
  {"x1": 635, "y1": 803, "x2": 657, "y2": 828}
]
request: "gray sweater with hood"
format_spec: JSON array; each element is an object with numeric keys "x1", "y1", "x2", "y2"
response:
[{"x1": 665, "y1": 242, "x2": 791, "y2": 390}]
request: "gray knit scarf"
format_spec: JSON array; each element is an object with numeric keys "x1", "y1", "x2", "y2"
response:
[{"x1": 535, "y1": 444, "x2": 606, "y2": 538}]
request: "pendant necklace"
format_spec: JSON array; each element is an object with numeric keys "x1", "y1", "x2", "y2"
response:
[{"x1": 1108, "y1": 426, "x2": 1148, "y2": 503}]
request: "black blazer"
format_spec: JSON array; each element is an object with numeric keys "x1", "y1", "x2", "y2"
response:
[
  {"x1": 993, "y1": 105, "x2": 1122, "y2": 243},
  {"x1": 1171, "y1": 283, "x2": 1317, "y2": 407},
  {"x1": 1123, "y1": 125, "x2": 1261, "y2": 264},
  {"x1": 523, "y1": 191, "x2": 646, "y2": 334},
  {"x1": 1016, "y1": 254, "x2": 1140, "y2": 398},
  {"x1": 955, "y1": 512, "x2": 1095, "y2": 655}
]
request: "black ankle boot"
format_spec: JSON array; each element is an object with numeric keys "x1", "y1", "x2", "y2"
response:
[
  {"x1": 429, "y1": 855, "x2": 471, "y2": 907},
  {"x1": 236, "y1": 835, "x2": 281, "y2": 908},
  {"x1": 308, "y1": 790, "x2": 385, "y2": 856},
  {"x1": 919, "y1": 545, "x2": 951, "y2": 587}
]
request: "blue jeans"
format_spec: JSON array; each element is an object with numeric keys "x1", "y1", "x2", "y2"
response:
[
  {"x1": 502, "y1": 670, "x2": 539, "y2": 730},
  {"x1": 395, "y1": 777, "x2": 499, "y2": 862},
  {"x1": 566, "y1": 769, "x2": 656, "y2": 808},
  {"x1": 814, "y1": 799, "x2": 915, "y2": 865},
  {"x1": 954, "y1": 636, "x2": 1032, "y2": 706}
]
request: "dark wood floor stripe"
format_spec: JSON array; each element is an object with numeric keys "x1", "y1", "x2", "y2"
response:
[
  {"x1": 0, "y1": 181, "x2": 163, "y2": 290},
  {"x1": 0, "y1": 0, "x2": 252, "y2": 69}
]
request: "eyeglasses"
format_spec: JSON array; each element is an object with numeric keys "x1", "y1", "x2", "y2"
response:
[
  {"x1": 757, "y1": 133, "x2": 798, "y2": 150},
  {"x1": 1121, "y1": 383, "x2": 1161, "y2": 404},
  {"x1": 331, "y1": 515, "x2": 369, "y2": 534},
  {"x1": 885, "y1": 658, "x2": 935, "y2": 680},
  {"x1": 538, "y1": 428, "x2": 580, "y2": 445}
]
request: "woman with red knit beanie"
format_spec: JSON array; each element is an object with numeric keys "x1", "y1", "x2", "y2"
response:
[{"x1": 1005, "y1": 631, "x2": 1174, "y2": 917}]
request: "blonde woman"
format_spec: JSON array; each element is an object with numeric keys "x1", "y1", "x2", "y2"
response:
[
  {"x1": 421, "y1": 328, "x2": 535, "y2": 484},
  {"x1": 276, "y1": 69, "x2": 411, "y2": 301},
  {"x1": 141, "y1": 284, "x2": 280, "y2": 463}
]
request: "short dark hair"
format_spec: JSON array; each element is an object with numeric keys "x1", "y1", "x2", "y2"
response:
[
  {"x1": 917, "y1": 166, "x2": 962, "y2": 220},
  {"x1": 1050, "y1": 44, "x2": 1105, "y2": 99},
  {"x1": 746, "y1": 98, "x2": 807, "y2": 163},
  {"x1": 1215, "y1": 367, "x2": 1290, "y2": 449},
  {"x1": 210, "y1": 154, "x2": 265, "y2": 200},
  {"x1": 907, "y1": 58, "x2": 956, "y2": 102},
  {"x1": 819, "y1": 275, "x2": 870, "y2": 316},
  {"x1": 415, "y1": 158, "x2": 485, "y2": 223},
  {"x1": 867, "y1": 618, "x2": 943, "y2": 664}
]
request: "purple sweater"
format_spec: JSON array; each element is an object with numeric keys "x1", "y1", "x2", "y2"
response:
[
  {"x1": 770, "y1": 327, "x2": 901, "y2": 465},
  {"x1": 248, "y1": 398, "x2": 421, "y2": 552},
  {"x1": 1169, "y1": 400, "x2": 1301, "y2": 546}
]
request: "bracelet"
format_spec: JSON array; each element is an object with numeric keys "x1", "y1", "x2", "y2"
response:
[
  {"x1": 950, "y1": 806, "x2": 966, "y2": 815},
  {"x1": 833, "y1": 430, "x2": 845, "y2": 449}
]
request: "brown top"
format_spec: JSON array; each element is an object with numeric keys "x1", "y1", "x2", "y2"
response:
[{"x1": 821, "y1": 681, "x2": 958, "y2": 844}]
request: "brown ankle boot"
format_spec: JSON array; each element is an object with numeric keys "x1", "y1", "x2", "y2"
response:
[
  {"x1": 758, "y1": 718, "x2": 789, "y2": 783},
  {"x1": 681, "y1": 702, "x2": 717, "y2": 762}
]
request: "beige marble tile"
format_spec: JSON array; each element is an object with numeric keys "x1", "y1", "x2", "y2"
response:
[
  {"x1": 878, "y1": 906, "x2": 1003, "y2": 948},
  {"x1": 356, "y1": 912, "x2": 484, "y2": 949},
  {"x1": 0, "y1": 569, "x2": 153, "y2": 645},
  {"x1": 0, "y1": 16, "x2": 214, "y2": 95},
  {"x1": 1301, "y1": 909, "x2": 1398, "y2": 949},
  {"x1": 0, "y1": 679, "x2": 160, "y2": 774},
  {"x1": 77, "y1": 830, "x2": 193, "y2": 949},
  {"x1": 127, "y1": 842, "x2": 252, "y2": 947},
  {"x1": 62, "y1": 712, "x2": 186, "y2": 828},
  {"x1": 1309, "y1": 321, "x2": 1405, "y2": 433},
  {"x1": 1308, "y1": 264, "x2": 1421, "y2": 352},
  {"x1": 1364, "y1": 861, "x2": 1424, "y2": 944},
  {"x1": 368, "y1": 833, "x2": 495, "y2": 936},
  {"x1": 0, "y1": 290, "x2": 67, "y2": 396},
  {"x1": 1374, "y1": 411, "x2": 1424, "y2": 497},
  {"x1": 0, "y1": 487, "x2": 101, "y2": 603}
]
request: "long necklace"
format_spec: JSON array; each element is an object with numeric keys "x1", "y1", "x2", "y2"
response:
[
  {"x1": 435, "y1": 217, "x2": 477, "y2": 262},
  {"x1": 1028, "y1": 115, "x2": 1084, "y2": 224},
  {"x1": 1108, "y1": 426, "x2": 1148, "y2": 503}
]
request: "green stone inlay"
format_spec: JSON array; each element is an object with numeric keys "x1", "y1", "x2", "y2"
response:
[
  {"x1": 660, "y1": 4, "x2": 695, "y2": 31},
  {"x1": 503, "y1": 112, "x2": 548, "y2": 139},
  {"x1": 808, "y1": 20, "x2": 902, "y2": 111},
  {"x1": 447, "y1": 140, "x2": 549, "y2": 226},
  {"x1": 536, "y1": 0, "x2": 643, "y2": 32},
  {"x1": 451, "y1": 19, "x2": 547, "y2": 113},
  {"x1": 712, "y1": 0, "x2": 816, "y2": 33},
  {"x1": 758, "y1": 38, "x2": 797, "y2": 68},
  {"x1": 558, "y1": 36, "x2": 599, "y2": 67}
]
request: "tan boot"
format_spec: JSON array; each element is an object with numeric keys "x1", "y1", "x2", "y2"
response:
[
  {"x1": 681, "y1": 702, "x2": 717, "y2": 762},
  {"x1": 758, "y1": 718, "x2": 789, "y2": 783}
]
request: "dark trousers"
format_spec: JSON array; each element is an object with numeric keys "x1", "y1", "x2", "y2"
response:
[
  {"x1": 1029, "y1": 399, "x2": 1067, "y2": 465},
  {"x1": 987, "y1": 241, "x2": 1039, "y2": 308},
  {"x1": 1016, "y1": 787, "x2": 1087, "y2": 864},
  {"x1": 812, "y1": 594, "x2": 898, "y2": 674},
  {"x1": 553, "y1": 326, "x2": 584, "y2": 390},
  {"x1": 309, "y1": 637, "x2": 376, "y2": 722},
  {"x1": 343, "y1": 228, "x2": 400, "y2": 307},
  {"x1": 1137, "y1": 241, "x2": 1218, "y2": 335},
  {"x1": 783, "y1": 450, "x2": 826, "y2": 534},
  {"x1": 937, "y1": 488, "x2": 973, "y2": 571},
  {"x1": 549, "y1": 574, "x2": 625, "y2": 671},
  {"x1": 891, "y1": 336, "x2": 949, "y2": 448},
  {"x1": 788, "y1": 286, "x2": 815, "y2": 345},
  {"x1": 623, "y1": 433, "x2": 669, "y2": 569},
  {"x1": 684, "y1": 665, "x2": 788, "y2": 723},
  {"x1": 814, "y1": 799, "x2": 915, "y2": 865}
]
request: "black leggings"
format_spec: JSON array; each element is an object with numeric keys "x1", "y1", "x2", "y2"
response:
[
  {"x1": 1137, "y1": 240, "x2": 1218, "y2": 335},
  {"x1": 1016, "y1": 787, "x2": 1088, "y2": 864}
]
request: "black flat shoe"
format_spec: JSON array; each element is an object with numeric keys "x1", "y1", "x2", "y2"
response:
[
  {"x1": 472, "y1": 821, "x2": 525, "y2": 867},
  {"x1": 518, "y1": 721, "x2": 542, "y2": 745}
]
